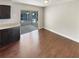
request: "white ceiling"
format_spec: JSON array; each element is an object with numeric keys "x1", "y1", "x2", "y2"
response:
[
  {"x1": 48, "y1": 0, "x2": 78, "y2": 6},
  {"x1": 12, "y1": 0, "x2": 78, "y2": 7},
  {"x1": 12, "y1": 0, "x2": 47, "y2": 7}
]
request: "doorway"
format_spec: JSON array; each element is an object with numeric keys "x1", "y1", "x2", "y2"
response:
[{"x1": 20, "y1": 10, "x2": 38, "y2": 34}]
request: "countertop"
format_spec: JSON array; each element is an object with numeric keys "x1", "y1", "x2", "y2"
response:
[{"x1": 0, "y1": 22, "x2": 20, "y2": 30}]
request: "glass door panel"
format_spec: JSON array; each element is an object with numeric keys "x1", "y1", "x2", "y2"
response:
[
  {"x1": 21, "y1": 10, "x2": 38, "y2": 34},
  {"x1": 31, "y1": 11, "x2": 38, "y2": 27},
  {"x1": 21, "y1": 10, "x2": 38, "y2": 27},
  {"x1": 21, "y1": 10, "x2": 30, "y2": 26}
]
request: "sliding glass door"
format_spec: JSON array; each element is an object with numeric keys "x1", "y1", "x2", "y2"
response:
[
  {"x1": 21, "y1": 10, "x2": 38, "y2": 34},
  {"x1": 31, "y1": 11, "x2": 38, "y2": 27},
  {"x1": 21, "y1": 11, "x2": 30, "y2": 26},
  {"x1": 21, "y1": 10, "x2": 38, "y2": 27}
]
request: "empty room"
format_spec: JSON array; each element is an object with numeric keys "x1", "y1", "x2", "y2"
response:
[{"x1": 0, "y1": 0, "x2": 79, "y2": 58}]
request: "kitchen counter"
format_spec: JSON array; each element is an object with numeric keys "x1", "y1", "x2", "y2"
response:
[{"x1": 0, "y1": 22, "x2": 20, "y2": 30}]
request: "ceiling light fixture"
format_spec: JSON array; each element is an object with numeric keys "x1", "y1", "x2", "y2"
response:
[{"x1": 44, "y1": 0, "x2": 49, "y2": 4}]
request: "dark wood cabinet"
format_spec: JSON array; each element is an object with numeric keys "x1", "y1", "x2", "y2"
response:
[
  {"x1": 1, "y1": 29, "x2": 9, "y2": 45},
  {"x1": 0, "y1": 30, "x2": 2, "y2": 45},
  {"x1": 0, "y1": 27, "x2": 20, "y2": 46}
]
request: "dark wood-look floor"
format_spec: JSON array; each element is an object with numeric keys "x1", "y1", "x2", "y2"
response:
[{"x1": 0, "y1": 29, "x2": 79, "y2": 58}]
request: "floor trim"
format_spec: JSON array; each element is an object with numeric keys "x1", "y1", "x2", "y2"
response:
[{"x1": 44, "y1": 27, "x2": 79, "y2": 43}]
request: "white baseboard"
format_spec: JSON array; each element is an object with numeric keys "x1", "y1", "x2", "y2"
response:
[
  {"x1": 44, "y1": 27, "x2": 79, "y2": 43},
  {"x1": 38, "y1": 26, "x2": 44, "y2": 29}
]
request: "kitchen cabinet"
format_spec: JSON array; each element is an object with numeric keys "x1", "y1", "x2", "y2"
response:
[{"x1": 0, "y1": 27, "x2": 20, "y2": 46}]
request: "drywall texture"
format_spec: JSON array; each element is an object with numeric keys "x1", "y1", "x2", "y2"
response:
[
  {"x1": 0, "y1": 0, "x2": 44, "y2": 29},
  {"x1": 44, "y1": 0, "x2": 79, "y2": 42}
]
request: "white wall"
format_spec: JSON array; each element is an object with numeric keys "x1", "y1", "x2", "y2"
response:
[
  {"x1": 0, "y1": 0, "x2": 44, "y2": 29},
  {"x1": 0, "y1": 0, "x2": 20, "y2": 30},
  {"x1": 44, "y1": 0, "x2": 79, "y2": 42}
]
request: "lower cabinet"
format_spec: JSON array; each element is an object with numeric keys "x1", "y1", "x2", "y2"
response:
[
  {"x1": 0, "y1": 31, "x2": 2, "y2": 45},
  {"x1": 0, "y1": 27, "x2": 20, "y2": 46}
]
